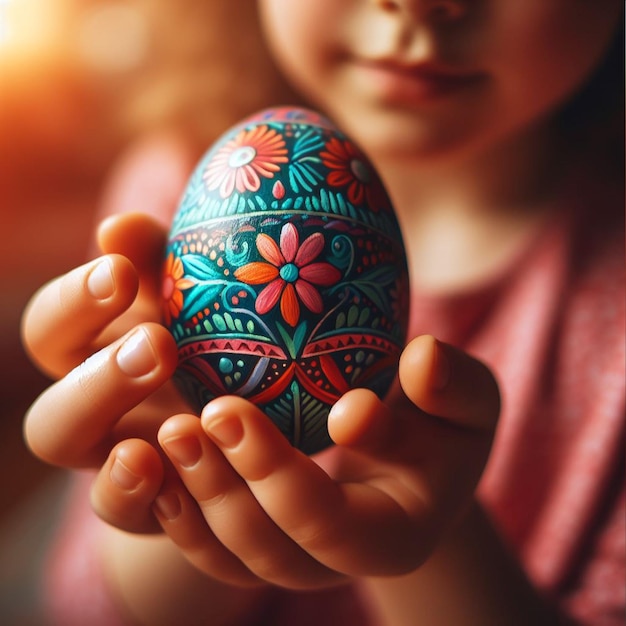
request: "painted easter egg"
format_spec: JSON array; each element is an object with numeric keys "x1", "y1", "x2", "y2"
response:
[{"x1": 162, "y1": 106, "x2": 408, "y2": 454}]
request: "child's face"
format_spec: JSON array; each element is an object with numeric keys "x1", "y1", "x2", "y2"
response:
[{"x1": 258, "y1": 0, "x2": 621, "y2": 163}]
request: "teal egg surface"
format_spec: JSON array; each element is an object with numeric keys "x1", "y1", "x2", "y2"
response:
[{"x1": 163, "y1": 106, "x2": 408, "y2": 454}]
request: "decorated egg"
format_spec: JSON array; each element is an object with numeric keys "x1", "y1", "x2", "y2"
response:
[{"x1": 162, "y1": 106, "x2": 408, "y2": 454}]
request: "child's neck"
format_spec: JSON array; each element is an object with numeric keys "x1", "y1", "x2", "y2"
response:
[{"x1": 378, "y1": 124, "x2": 565, "y2": 294}]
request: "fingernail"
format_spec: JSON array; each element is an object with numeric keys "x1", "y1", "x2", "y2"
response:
[
  {"x1": 116, "y1": 328, "x2": 158, "y2": 377},
  {"x1": 163, "y1": 436, "x2": 202, "y2": 468},
  {"x1": 432, "y1": 339, "x2": 451, "y2": 391},
  {"x1": 110, "y1": 457, "x2": 142, "y2": 491},
  {"x1": 206, "y1": 417, "x2": 244, "y2": 449},
  {"x1": 154, "y1": 492, "x2": 181, "y2": 521},
  {"x1": 87, "y1": 258, "x2": 115, "y2": 300}
]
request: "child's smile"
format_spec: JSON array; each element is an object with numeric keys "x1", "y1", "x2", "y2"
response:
[
  {"x1": 347, "y1": 57, "x2": 488, "y2": 107},
  {"x1": 259, "y1": 0, "x2": 623, "y2": 164}
]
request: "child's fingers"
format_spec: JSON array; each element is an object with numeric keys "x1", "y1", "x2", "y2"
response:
[
  {"x1": 153, "y1": 472, "x2": 264, "y2": 588},
  {"x1": 21, "y1": 254, "x2": 139, "y2": 378},
  {"x1": 399, "y1": 335, "x2": 500, "y2": 431},
  {"x1": 327, "y1": 336, "x2": 499, "y2": 459},
  {"x1": 199, "y1": 398, "x2": 429, "y2": 577},
  {"x1": 158, "y1": 413, "x2": 345, "y2": 589},
  {"x1": 90, "y1": 438, "x2": 165, "y2": 534},
  {"x1": 96, "y1": 212, "x2": 168, "y2": 304},
  {"x1": 92, "y1": 213, "x2": 175, "y2": 348},
  {"x1": 326, "y1": 336, "x2": 500, "y2": 537},
  {"x1": 328, "y1": 387, "x2": 490, "y2": 526},
  {"x1": 22, "y1": 214, "x2": 169, "y2": 380},
  {"x1": 24, "y1": 322, "x2": 178, "y2": 468}
]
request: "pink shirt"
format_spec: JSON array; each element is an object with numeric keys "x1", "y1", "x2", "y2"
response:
[
  {"x1": 43, "y1": 156, "x2": 625, "y2": 625},
  {"x1": 412, "y1": 193, "x2": 625, "y2": 624}
]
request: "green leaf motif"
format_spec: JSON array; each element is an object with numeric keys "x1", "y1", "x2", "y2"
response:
[
  {"x1": 213, "y1": 313, "x2": 227, "y2": 332},
  {"x1": 275, "y1": 321, "x2": 296, "y2": 359},
  {"x1": 288, "y1": 161, "x2": 324, "y2": 194},
  {"x1": 223, "y1": 312, "x2": 236, "y2": 331},
  {"x1": 362, "y1": 264, "x2": 400, "y2": 287},
  {"x1": 183, "y1": 255, "x2": 223, "y2": 281},
  {"x1": 358, "y1": 307, "x2": 371, "y2": 326},
  {"x1": 347, "y1": 305, "x2": 359, "y2": 327},
  {"x1": 292, "y1": 321, "x2": 308, "y2": 356},
  {"x1": 352, "y1": 284, "x2": 387, "y2": 315},
  {"x1": 292, "y1": 129, "x2": 325, "y2": 159},
  {"x1": 335, "y1": 311, "x2": 346, "y2": 330},
  {"x1": 182, "y1": 284, "x2": 224, "y2": 318}
]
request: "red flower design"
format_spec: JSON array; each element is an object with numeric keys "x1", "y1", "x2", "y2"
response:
[
  {"x1": 234, "y1": 223, "x2": 341, "y2": 327},
  {"x1": 204, "y1": 125, "x2": 289, "y2": 198},
  {"x1": 321, "y1": 137, "x2": 385, "y2": 212},
  {"x1": 162, "y1": 253, "x2": 195, "y2": 325}
]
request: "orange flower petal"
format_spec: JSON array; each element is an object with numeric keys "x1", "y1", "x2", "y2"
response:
[
  {"x1": 176, "y1": 278, "x2": 195, "y2": 290},
  {"x1": 327, "y1": 170, "x2": 354, "y2": 187},
  {"x1": 280, "y1": 283, "x2": 300, "y2": 327},
  {"x1": 234, "y1": 262, "x2": 279, "y2": 284},
  {"x1": 172, "y1": 256, "x2": 185, "y2": 280},
  {"x1": 164, "y1": 252, "x2": 175, "y2": 275},
  {"x1": 171, "y1": 289, "x2": 184, "y2": 310},
  {"x1": 256, "y1": 233, "x2": 285, "y2": 266}
]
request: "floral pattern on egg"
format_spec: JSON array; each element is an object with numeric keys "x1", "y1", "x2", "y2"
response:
[{"x1": 163, "y1": 106, "x2": 408, "y2": 454}]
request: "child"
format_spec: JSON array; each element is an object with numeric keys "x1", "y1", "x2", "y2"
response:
[{"x1": 21, "y1": 1, "x2": 624, "y2": 624}]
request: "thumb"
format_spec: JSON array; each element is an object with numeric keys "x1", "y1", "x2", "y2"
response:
[{"x1": 399, "y1": 335, "x2": 500, "y2": 432}]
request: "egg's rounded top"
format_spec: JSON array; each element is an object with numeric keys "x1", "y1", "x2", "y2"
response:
[{"x1": 170, "y1": 106, "x2": 402, "y2": 245}]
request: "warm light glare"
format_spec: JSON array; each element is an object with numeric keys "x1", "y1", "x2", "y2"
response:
[
  {"x1": 0, "y1": 0, "x2": 15, "y2": 47},
  {"x1": 0, "y1": 0, "x2": 9, "y2": 45},
  {"x1": 0, "y1": 0, "x2": 149, "y2": 75},
  {"x1": 0, "y1": 0, "x2": 62, "y2": 62}
]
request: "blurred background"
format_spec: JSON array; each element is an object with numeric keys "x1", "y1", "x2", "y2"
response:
[{"x1": 0, "y1": 1, "x2": 299, "y2": 621}]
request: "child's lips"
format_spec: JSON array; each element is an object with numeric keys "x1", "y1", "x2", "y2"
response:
[{"x1": 353, "y1": 58, "x2": 487, "y2": 103}]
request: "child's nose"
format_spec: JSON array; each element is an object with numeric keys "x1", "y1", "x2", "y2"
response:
[{"x1": 374, "y1": 0, "x2": 468, "y2": 22}]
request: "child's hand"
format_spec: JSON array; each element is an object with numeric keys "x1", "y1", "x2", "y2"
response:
[
  {"x1": 149, "y1": 335, "x2": 500, "y2": 589},
  {"x1": 22, "y1": 213, "x2": 184, "y2": 533},
  {"x1": 22, "y1": 209, "x2": 499, "y2": 590}
]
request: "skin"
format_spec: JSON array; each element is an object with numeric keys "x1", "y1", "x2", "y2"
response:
[
  {"x1": 259, "y1": 0, "x2": 622, "y2": 292},
  {"x1": 23, "y1": 213, "x2": 501, "y2": 623},
  {"x1": 259, "y1": 0, "x2": 621, "y2": 163},
  {"x1": 21, "y1": 0, "x2": 622, "y2": 624}
]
